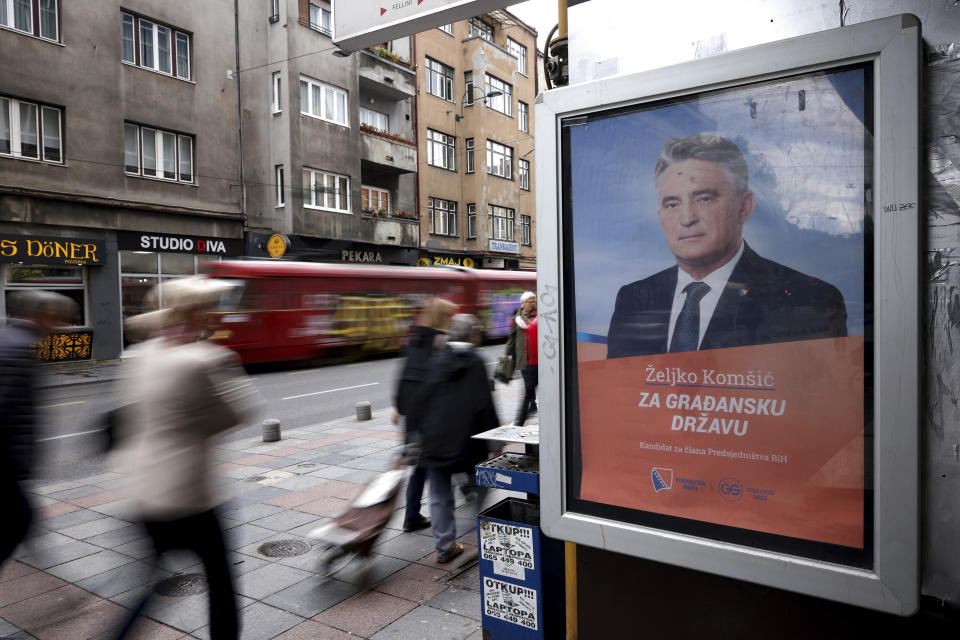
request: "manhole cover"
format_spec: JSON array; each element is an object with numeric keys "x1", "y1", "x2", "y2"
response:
[
  {"x1": 245, "y1": 475, "x2": 268, "y2": 482},
  {"x1": 154, "y1": 573, "x2": 208, "y2": 596},
  {"x1": 258, "y1": 539, "x2": 312, "y2": 558}
]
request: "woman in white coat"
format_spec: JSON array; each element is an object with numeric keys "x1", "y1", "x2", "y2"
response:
[{"x1": 115, "y1": 278, "x2": 261, "y2": 640}]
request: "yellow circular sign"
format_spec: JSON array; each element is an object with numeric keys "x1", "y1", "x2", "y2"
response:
[
  {"x1": 417, "y1": 257, "x2": 431, "y2": 267},
  {"x1": 463, "y1": 257, "x2": 475, "y2": 268},
  {"x1": 266, "y1": 234, "x2": 289, "y2": 258}
]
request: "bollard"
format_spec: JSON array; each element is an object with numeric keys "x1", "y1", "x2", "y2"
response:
[
  {"x1": 356, "y1": 401, "x2": 372, "y2": 421},
  {"x1": 262, "y1": 418, "x2": 281, "y2": 442}
]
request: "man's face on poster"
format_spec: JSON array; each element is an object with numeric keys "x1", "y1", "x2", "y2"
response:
[{"x1": 656, "y1": 159, "x2": 756, "y2": 278}]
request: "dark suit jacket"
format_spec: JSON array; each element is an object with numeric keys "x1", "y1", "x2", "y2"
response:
[{"x1": 606, "y1": 243, "x2": 848, "y2": 359}]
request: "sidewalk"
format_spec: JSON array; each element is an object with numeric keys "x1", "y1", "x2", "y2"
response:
[
  {"x1": 37, "y1": 359, "x2": 126, "y2": 388},
  {"x1": 0, "y1": 377, "x2": 536, "y2": 640}
]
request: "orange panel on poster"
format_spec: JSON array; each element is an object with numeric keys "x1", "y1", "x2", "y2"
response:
[{"x1": 578, "y1": 336, "x2": 864, "y2": 548}]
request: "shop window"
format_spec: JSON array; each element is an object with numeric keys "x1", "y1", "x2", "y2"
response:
[
  {"x1": 3, "y1": 265, "x2": 86, "y2": 327},
  {"x1": 120, "y1": 250, "x2": 221, "y2": 329}
]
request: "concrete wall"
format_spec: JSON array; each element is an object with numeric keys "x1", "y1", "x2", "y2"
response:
[
  {"x1": 240, "y1": 0, "x2": 418, "y2": 250},
  {"x1": 0, "y1": 0, "x2": 243, "y2": 222}
]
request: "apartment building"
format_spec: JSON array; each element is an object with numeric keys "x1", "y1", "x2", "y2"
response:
[
  {"x1": 239, "y1": 0, "x2": 419, "y2": 265},
  {"x1": 0, "y1": 0, "x2": 244, "y2": 360},
  {"x1": 415, "y1": 12, "x2": 537, "y2": 271}
]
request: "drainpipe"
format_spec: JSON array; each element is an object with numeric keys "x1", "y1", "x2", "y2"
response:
[
  {"x1": 412, "y1": 33, "x2": 423, "y2": 264},
  {"x1": 234, "y1": 0, "x2": 247, "y2": 229}
]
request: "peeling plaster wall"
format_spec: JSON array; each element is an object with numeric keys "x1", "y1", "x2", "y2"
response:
[{"x1": 923, "y1": 55, "x2": 960, "y2": 605}]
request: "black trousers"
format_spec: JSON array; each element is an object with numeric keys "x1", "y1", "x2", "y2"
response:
[
  {"x1": 514, "y1": 365, "x2": 539, "y2": 426},
  {"x1": 114, "y1": 509, "x2": 238, "y2": 640},
  {"x1": 0, "y1": 477, "x2": 32, "y2": 566}
]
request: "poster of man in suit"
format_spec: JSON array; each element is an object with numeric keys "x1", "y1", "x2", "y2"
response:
[{"x1": 568, "y1": 64, "x2": 870, "y2": 551}]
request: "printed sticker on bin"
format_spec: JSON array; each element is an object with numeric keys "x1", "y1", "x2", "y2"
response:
[
  {"x1": 483, "y1": 577, "x2": 539, "y2": 630},
  {"x1": 480, "y1": 521, "x2": 535, "y2": 577}
]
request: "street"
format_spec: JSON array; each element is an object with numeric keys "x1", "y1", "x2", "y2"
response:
[{"x1": 32, "y1": 345, "x2": 508, "y2": 483}]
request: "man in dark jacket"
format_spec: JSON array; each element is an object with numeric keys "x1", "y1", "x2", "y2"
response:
[
  {"x1": 392, "y1": 298, "x2": 454, "y2": 532},
  {"x1": 0, "y1": 291, "x2": 72, "y2": 565},
  {"x1": 409, "y1": 314, "x2": 499, "y2": 563}
]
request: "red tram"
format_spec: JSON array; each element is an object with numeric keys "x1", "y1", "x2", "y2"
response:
[{"x1": 201, "y1": 260, "x2": 536, "y2": 365}]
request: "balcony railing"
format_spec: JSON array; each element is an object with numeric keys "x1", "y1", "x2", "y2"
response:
[
  {"x1": 362, "y1": 209, "x2": 419, "y2": 222},
  {"x1": 360, "y1": 124, "x2": 416, "y2": 147},
  {"x1": 366, "y1": 46, "x2": 413, "y2": 69}
]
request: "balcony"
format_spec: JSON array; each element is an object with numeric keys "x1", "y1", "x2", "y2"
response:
[
  {"x1": 358, "y1": 49, "x2": 415, "y2": 99},
  {"x1": 361, "y1": 210, "x2": 419, "y2": 246},
  {"x1": 361, "y1": 125, "x2": 417, "y2": 173}
]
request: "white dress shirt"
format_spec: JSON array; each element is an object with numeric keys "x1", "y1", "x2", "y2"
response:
[{"x1": 666, "y1": 242, "x2": 745, "y2": 350}]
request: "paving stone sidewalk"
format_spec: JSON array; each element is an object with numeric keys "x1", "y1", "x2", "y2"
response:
[{"x1": 0, "y1": 378, "x2": 536, "y2": 640}]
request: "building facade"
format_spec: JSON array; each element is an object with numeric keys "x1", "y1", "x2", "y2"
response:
[
  {"x1": 414, "y1": 13, "x2": 537, "y2": 271},
  {"x1": 239, "y1": 0, "x2": 419, "y2": 266},
  {"x1": 0, "y1": 0, "x2": 244, "y2": 360}
]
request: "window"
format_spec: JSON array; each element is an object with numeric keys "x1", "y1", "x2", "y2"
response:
[
  {"x1": 486, "y1": 140, "x2": 512, "y2": 179},
  {"x1": 490, "y1": 205, "x2": 515, "y2": 241},
  {"x1": 124, "y1": 122, "x2": 194, "y2": 183},
  {"x1": 299, "y1": 76, "x2": 348, "y2": 126},
  {"x1": 518, "y1": 101, "x2": 529, "y2": 133},
  {"x1": 466, "y1": 138, "x2": 475, "y2": 173},
  {"x1": 1, "y1": 0, "x2": 58, "y2": 41},
  {"x1": 464, "y1": 71, "x2": 475, "y2": 105},
  {"x1": 275, "y1": 165, "x2": 285, "y2": 206},
  {"x1": 507, "y1": 38, "x2": 527, "y2": 75},
  {"x1": 519, "y1": 159, "x2": 530, "y2": 190},
  {"x1": 0, "y1": 97, "x2": 61, "y2": 163},
  {"x1": 467, "y1": 203, "x2": 477, "y2": 238},
  {"x1": 272, "y1": 72, "x2": 282, "y2": 113},
  {"x1": 269, "y1": 0, "x2": 279, "y2": 22},
  {"x1": 438, "y1": 23, "x2": 452, "y2": 35},
  {"x1": 520, "y1": 214, "x2": 532, "y2": 246},
  {"x1": 427, "y1": 129, "x2": 455, "y2": 171},
  {"x1": 360, "y1": 107, "x2": 389, "y2": 131},
  {"x1": 121, "y1": 13, "x2": 191, "y2": 80},
  {"x1": 425, "y1": 57, "x2": 454, "y2": 101},
  {"x1": 361, "y1": 185, "x2": 389, "y2": 213},
  {"x1": 303, "y1": 168, "x2": 350, "y2": 212},
  {"x1": 429, "y1": 198, "x2": 457, "y2": 236},
  {"x1": 485, "y1": 74, "x2": 512, "y2": 116},
  {"x1": 468, "y1": 17, "x2": 493, "y2": 42},
  {"x1": 308, "y1": 2, "x2": 331, "y2": 35}
]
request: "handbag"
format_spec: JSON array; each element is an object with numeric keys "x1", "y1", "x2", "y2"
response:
[{"x1": 494, "y1": 355, "x2": 514, "y2": 384}]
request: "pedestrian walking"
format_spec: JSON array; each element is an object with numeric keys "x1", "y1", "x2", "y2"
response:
[
  {"x1": 0, "y1": 291, "x2": 75, "y2": 567},
  {"x1": 409, "y1": 314, "x2": 499, "y2": 563},
  {"x1": 393, "y1": 298, "x2": 455, "y2": 532},
  {"x1": 113, "y1": 277, "x2": 261, "y2": 640},
  {"x1": 504, "y1": 291, "x2": 538, "y2": 426}
]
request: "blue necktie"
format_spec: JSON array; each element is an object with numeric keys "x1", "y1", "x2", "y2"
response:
[{"x1": 669, "y1": 282, "x2": 711, "y2": 353}]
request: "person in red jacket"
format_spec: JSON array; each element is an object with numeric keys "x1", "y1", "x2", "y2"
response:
[{"x1": 505, "y1": 291, "x2": 538, "y2": 426}]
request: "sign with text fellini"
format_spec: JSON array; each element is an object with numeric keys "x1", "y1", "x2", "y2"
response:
[{"x1": 333, "y1": 0, "x2": 522, "y2": 51}]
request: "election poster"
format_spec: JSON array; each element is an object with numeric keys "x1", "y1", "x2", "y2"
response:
[{"x1": 564, "y1": 63, "x2": 871, "y2": 554}]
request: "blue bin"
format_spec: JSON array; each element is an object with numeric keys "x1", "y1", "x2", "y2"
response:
[
  {"x1": 475, "y1": 453, "x2": 540, "y2": 495},
  {"x1": 477, "y1": 498, "x2": 564, "y2": 639}
]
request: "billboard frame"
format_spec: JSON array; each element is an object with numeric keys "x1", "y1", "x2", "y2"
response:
[{"x1": 536, "y1": 14, "x2": 920, "y2": 614}]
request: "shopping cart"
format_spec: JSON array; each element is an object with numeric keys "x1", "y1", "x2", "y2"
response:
[{"x1": 306, "y1": 466, "x2": 407, "y2": 581}]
